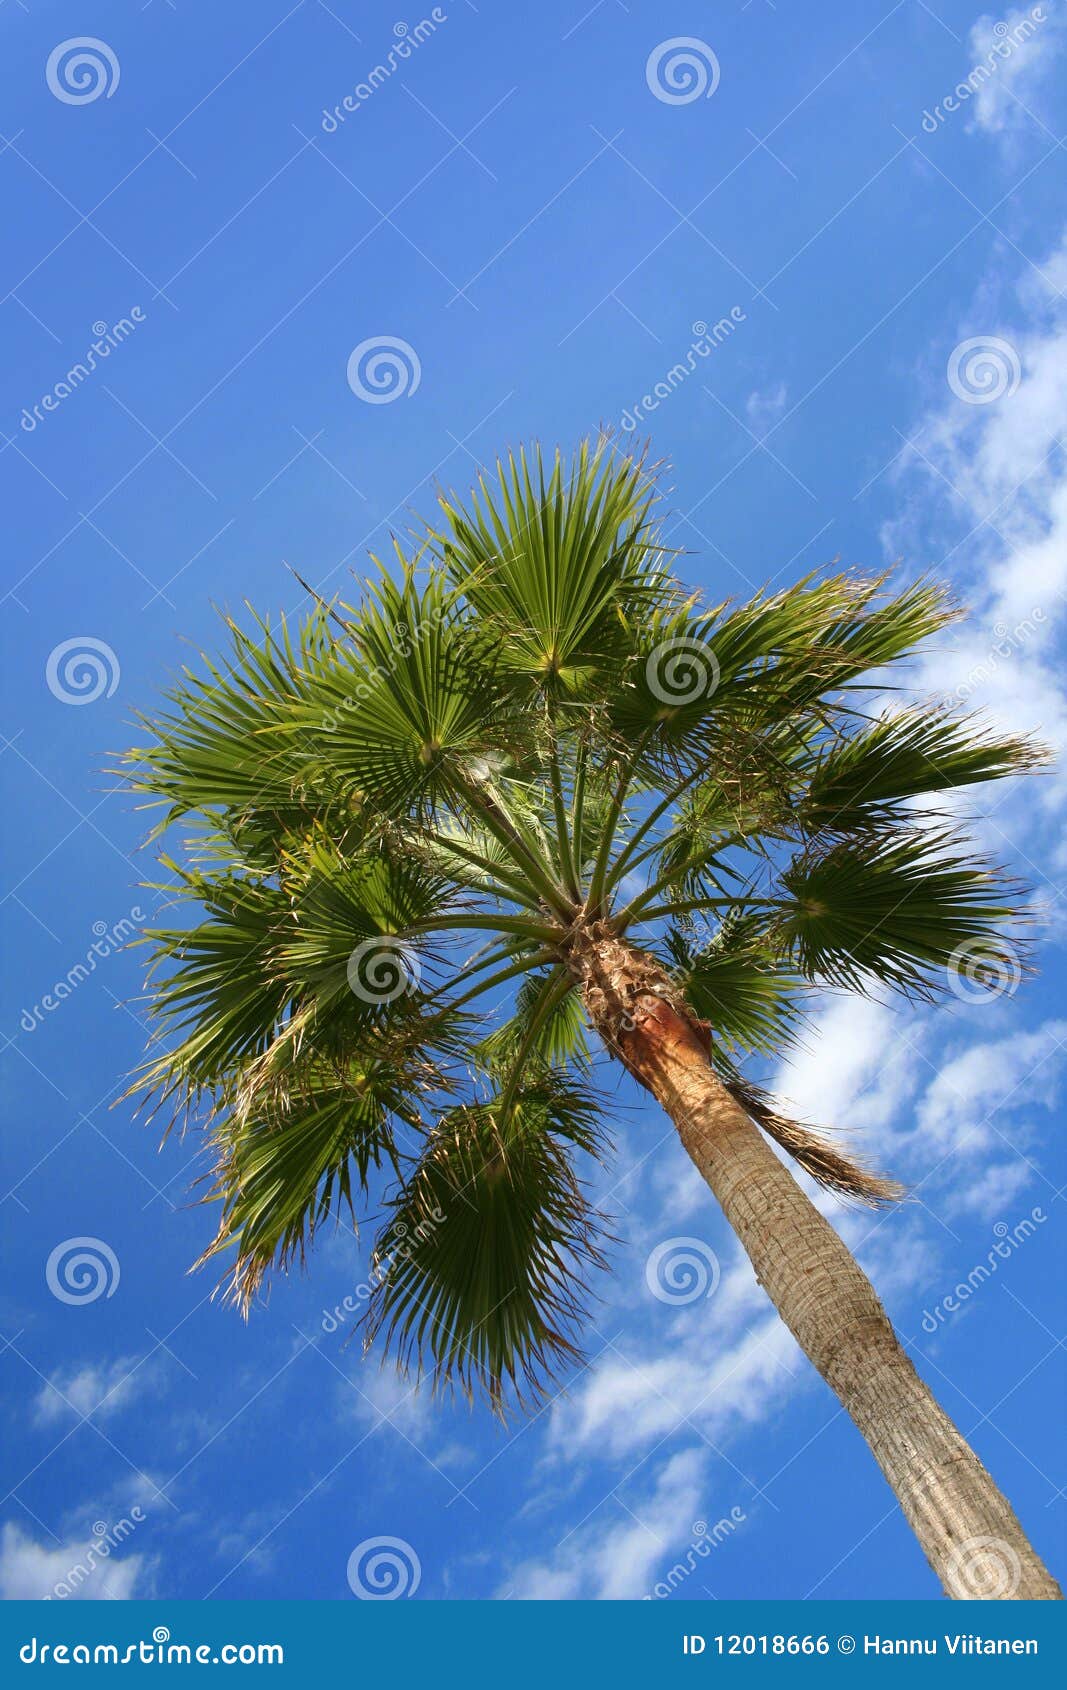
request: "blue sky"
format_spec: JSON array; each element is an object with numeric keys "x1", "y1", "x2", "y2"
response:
[{"x1": 1, "y1": 0, "x2": 1065, "y2": 1603}]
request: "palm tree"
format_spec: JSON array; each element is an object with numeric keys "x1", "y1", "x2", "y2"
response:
[{"x1": 125, "y1": 440, "x2": 1061, "y2": 1600}]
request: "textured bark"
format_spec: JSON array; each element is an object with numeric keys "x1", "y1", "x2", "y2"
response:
[{"x1": 569, "y1": 924, "x2": 1062, "y2": 1601}]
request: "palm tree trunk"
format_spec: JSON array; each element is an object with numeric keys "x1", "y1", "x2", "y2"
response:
[{"x1": 570, "y1": 926, "x2": 1061, "y2": 1600}]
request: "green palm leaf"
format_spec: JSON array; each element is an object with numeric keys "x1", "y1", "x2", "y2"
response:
[
  {"x1": 778, "y1": 832, "x2": 1022, "y2": 994},
  {"x1": 663, "y1": 915, "x2": 803, "y2": 1057},
  {"x1": 361, "y1": 1073, "x2": 607, "y2": 1411},
  {"x1": 124, "y1": 608, "x2": 336, "y2": 840},
  {"x1": 476, "y1": 969, "x2": 591, "y2": 1075},
  {"x1": 797, "y1": 708, "x2": 1045, "y2": 835},
  {"x1": 432, "y1": 441, "x2": 675, "y2": 694}
]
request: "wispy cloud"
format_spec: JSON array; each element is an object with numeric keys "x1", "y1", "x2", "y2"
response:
[
  {"x1": 745, "y1": 382, "x2": 789, "y2": 437},
  {"x1": 0, "y1": 1515, "x2": 152, "y2": 1601},
  {"x1": 501, "y1": 1446, "x2": 713, "y2": 1599},
  {"x1": 34, "y1": 1356, "x2": 158, "y2": 1426},
  {"x1": 883, "y1": 223, "x2": 1067, "y2": 831},
  {"x1": 966, "y1": 7, "x2": 1064, "y2": 141},
  {"x1": 913, "y1": 1017, "x2": 1067, "y2": 1156}
]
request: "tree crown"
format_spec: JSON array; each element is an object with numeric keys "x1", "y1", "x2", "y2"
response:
[{"x1": 124, "y1": 439, "x2": 1042, "y2": 1411}]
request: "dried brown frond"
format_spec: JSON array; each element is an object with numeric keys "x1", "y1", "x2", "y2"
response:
[{"x1": 724, "y1": 1075, "x2": 904, "y2": 1206}]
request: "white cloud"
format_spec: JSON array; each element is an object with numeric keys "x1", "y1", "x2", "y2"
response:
[
  {"x1": 0, "y1": 1521, "x2": 150, "y2": 1601},
  {"x1": 912, "y1": 1017, "x2": 1067, "y2": 1156},
  {"x1": 771, "y1": 990, "x2": 1066, "y2": 1214},
  {"x1": 883, "y1": 225, "x2": 1067, "y2": 819},
  {"x1": 965, "y1": 7, "x2": 1063, "y2": 140},
  {"x1": 34, "y1": 1356, "x2": 155, "y2": 1426},
  {"x1": 745, "y1": 382, "x2": 788, "y2": 436},
  {"x1": 339, "y1": 1357, "x2": 435, "y2": 1433},
  {"x1": 943, "y1": 1155, "x2": 1034, "y2": 1218},
  {"x1": 646, "y1": 1138, "x2": 714, "y2": 1226},
  {"x1": 772, "y1": 995, "x2": 926, "y2": 1146},
  {"x1": 330, "y1": 1353, "x2": 477, "y2": 1476},
  {"x1": 546, "y1": 1304, "x2": 798, "y2": 1464},
  {"x1": 533, "y1": 986, "x2": 1038, "y2": 1475},
  {"x1": 502, "y1": 1446, "x2": 713, "y2": 1599},
  {"x1": 527, "y1": 954, "x2": 1057, "y2": 1484}
]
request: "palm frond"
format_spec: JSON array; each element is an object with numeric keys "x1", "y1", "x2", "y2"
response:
[
  {"x1": 293, "y1": 564, "x2": 518, "y2": 815},
  {"x1": 663, "y1": 914, "x2": 803, "y2": 1057},
  {"x1": 122, "y1": 607, "x2": 337, "y2": 842},
  {"x1": 607, "y1": 574, "x2": 958, "y2": 768},
  {"x1": 796, "y1": 707, "x2": 1046, "y2": 835},
  {"x1": 431, "y1": 440, "x2": 676, "y2": 694},
  {"x1": 715, "y1": 1063, "x2": 903, "y2": 1206},
  {"x1": 476, "y1": 969, "x2": 590, "y2": 1075},
  {"x1": 777, "y1": 831, "x2": 1023, "y2": 996},
  {"x1": 361, "y1": 1074, "x2": 608, "y2": 1412},
  {"x1": 137, "y1": 864, "x2": 292, "y2": 1103},
  {"x1": 196, "y1": 1050, "x2": 425, "y2": 1313}
]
